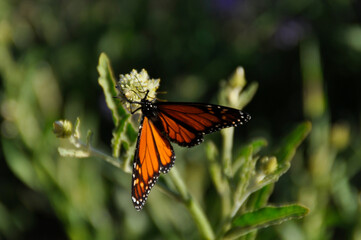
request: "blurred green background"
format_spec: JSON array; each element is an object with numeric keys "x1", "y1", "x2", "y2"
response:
[{"x1": 1, "y1": 0, "x2": 361, "y2": 239}]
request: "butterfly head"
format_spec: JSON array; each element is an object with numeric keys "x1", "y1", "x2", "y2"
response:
[{"x1": 140, "y1": 98, "x2": 158, "y2": 118}]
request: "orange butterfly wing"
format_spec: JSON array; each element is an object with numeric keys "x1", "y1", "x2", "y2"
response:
[
  {"x1": 157, "y1": 103, "x2": 251, "y2": 147},
  {"x1": 131, "y1": 116, "x2": 175, "y2": 210}
]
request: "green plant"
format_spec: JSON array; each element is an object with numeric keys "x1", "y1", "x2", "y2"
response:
[{"x1": 54, "y1": 53, "x2": 311, "y2": 239}]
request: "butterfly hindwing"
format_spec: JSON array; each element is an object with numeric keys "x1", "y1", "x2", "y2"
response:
[
  {"x1": 131, "y1": 116, "x2": 175, "y2": 210},
  {"x1": 130, "y1": 97, "x2": 251, "y2": 210},
  {"x1": 157, "y1": 102, "x2": 251, "y2": 147}
]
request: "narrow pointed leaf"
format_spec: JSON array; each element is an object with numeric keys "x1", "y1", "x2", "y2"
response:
[
  {"x1": 58, "y1": 147, "x2": 90, "y2": 158},
  {"x1": 97, "y1": 52, "x2": 127, "y2": 124},
  {"x1": 234, "y1": 122, "x2": 311, "y2": 239},
  {"x1": 225, "y1": 205, "x2": 309, "y2": 239},
  {"x1": 97, "y1": 53, "x2": 135, "y2": 158},
  {"x1": 233, "y1": 138, "x2": 267, "y2": 173},
  {"x1": 245, "y1": 122, "x2": 311, "y2": 198},
  {"x1": 205, "y1": 141, "x2": 228, "y2": 195},
  {"x1": 246, "y1": 184, "x2": 274, "y2": 210},
  {"x1": 276, "y1": 121, "x2": 312, "y2": 166},
  {"x1": 233, "y1": 204, "x2": 309, "y2": 227},
  {"x1": 254, "y1": 121, "x2": 312, "y2": 187},
  {"x1": 86, "y1": 130, "x2": 93, "y2": 147},
  {"x1": 2, "y1": 140, "x2": 39, "y2": 189},
  {"x1": 248, "y1": 138, "x2": 267, "y2": 155},
  {"x1": 74, "y1": 117, "x2": 81, "y2": 139},
  {"x1": 239, "y1": 82, "x2": 258, "y2": 109}
]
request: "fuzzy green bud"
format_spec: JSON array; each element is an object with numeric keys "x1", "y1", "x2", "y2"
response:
[
  {"x1": 53, "y1": 120, "x2": 73, "y2": 138},
  {"x1": 229, "y1": 67, "x2": 246, "y2": 89},
  {"x1": 260, "y1": 156, "x2": 278, "y2": 175}
]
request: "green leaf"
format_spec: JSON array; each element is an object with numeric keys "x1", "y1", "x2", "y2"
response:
[
  {"x1": 86, "y1": 130, "x2": 93, "y2": 147},
  {"x1": 97, "y1": 52, "x2": 127, "y2": 125},
  {"x1": 2, "y1": 140, "x2": 39, "y2": 189},
  {"x1": 235, "y1": 145, "x2": 254, "y2": 193},
  {"x1": 255, "y1": 122, "x2": 311, "y2": 187},
  {"x1": 232, "y1": 145, "x2": 255, "y2": 210},
  {"x1": 229, "y1": 122, "x2": 311, "y2": 234},
  {"x1": 233, "y1": 204, "x2": 309, "y2": 227},
  {"x1": 248, "y1": 138, "x2": 267, "y2": 155},
  {"x1": 125, "y1": 122, "x2": 138, "y2": 143},
  {"x1": 110, "y1": 115, "x2": 129, "y2": 158},
  {"x1": 246, "y1": 184, "x2": 274, "y2": 210},
  {"x1": 244, "y1": 122, "x2": 312, "y2": 200},
  {"x1": 225, "y1": 205, "x2": 309, "y2": 239},
  {"x1": 58, "y1": 147, "x2": 90, "y2": 158},
  {"x1": 205, "y1": 141, "x2": 226, "y2": 195},
  {"x1": 238, "y1": 82, "x2": 258, "y2": 109},
  {"x1": 233, "y1": 138, "x2": 267, "y2": 174},
  {"x1": 240, "y1": 185, "x2": 275, "y2": 240},
  {"x1": 97, "y1": 53, "x2": 135, "y2": 158},
  {"x1": 74, "y1": 117, "x2": 81, "y2": 139},
  {"x1": 276, "y1": 121, "x2": 312, "y2": 166}
]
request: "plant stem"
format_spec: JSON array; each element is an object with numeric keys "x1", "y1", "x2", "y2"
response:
[
  {"x1": 70, "y1": 135, "x2": 126, "y2": 170},
  {"x1": 90, "y1": 146, "x2": 126, "y2": 169},
  {"x1": 169, "y1": 168, "x2": 215, "y2": 240},
  {"x1": 222, "y1": 128, "x2": 234, "y2": 177},
  {"x1": 156, "y1": 182, "x2": 183, "y2": 202},
  {"x1": 219, "y1": 128, "x2": 234, "y2": 224}
]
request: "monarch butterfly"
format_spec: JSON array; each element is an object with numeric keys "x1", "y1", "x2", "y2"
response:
[{"x1": 127, "y1": 91, "x2": 251, "y2": 210}]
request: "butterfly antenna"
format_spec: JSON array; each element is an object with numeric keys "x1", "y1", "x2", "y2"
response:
[
  {"x1": 151, "y1": 90, "x2": 165, "y2": 102},
  {"x1": 156, "y1": 97, "x2": 167, "y2": 102},
  {"x1": 134, "y1": 74, "x2": 147, "y2": 94},
  {"x1": 133, "y1": 74, "x2": 154, "y2": 102}
]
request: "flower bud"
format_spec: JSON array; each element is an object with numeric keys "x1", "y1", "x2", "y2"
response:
[
  {"x1": 260, "y1": 156, "x2": 278, "y2": 175},
  {"x1": 53, "y1": 120, "x2": 73, "y2": 138}
]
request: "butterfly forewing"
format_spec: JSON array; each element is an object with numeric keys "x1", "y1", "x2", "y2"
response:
[
  {"x1": 131, "y1": 116, "x2": 175, "y2": 210},
  {"x1": 157, "y1": 103, "x2": 251, "y2": 147},
  {"x1": 130, "y1": 98, "x2": 251, "y2": 210}
]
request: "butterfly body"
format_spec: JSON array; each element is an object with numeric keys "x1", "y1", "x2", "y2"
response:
[
  {"x1": 139, "y1": 98, "x2": 159, "y2": 120},
  {"x1": 130, "y1": 97, "x2": 251, "y2": 210}
]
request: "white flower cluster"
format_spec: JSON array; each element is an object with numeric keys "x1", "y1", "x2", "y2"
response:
[{"x1": 116, "y1": 69, "x2": 160, "y2": 111}]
